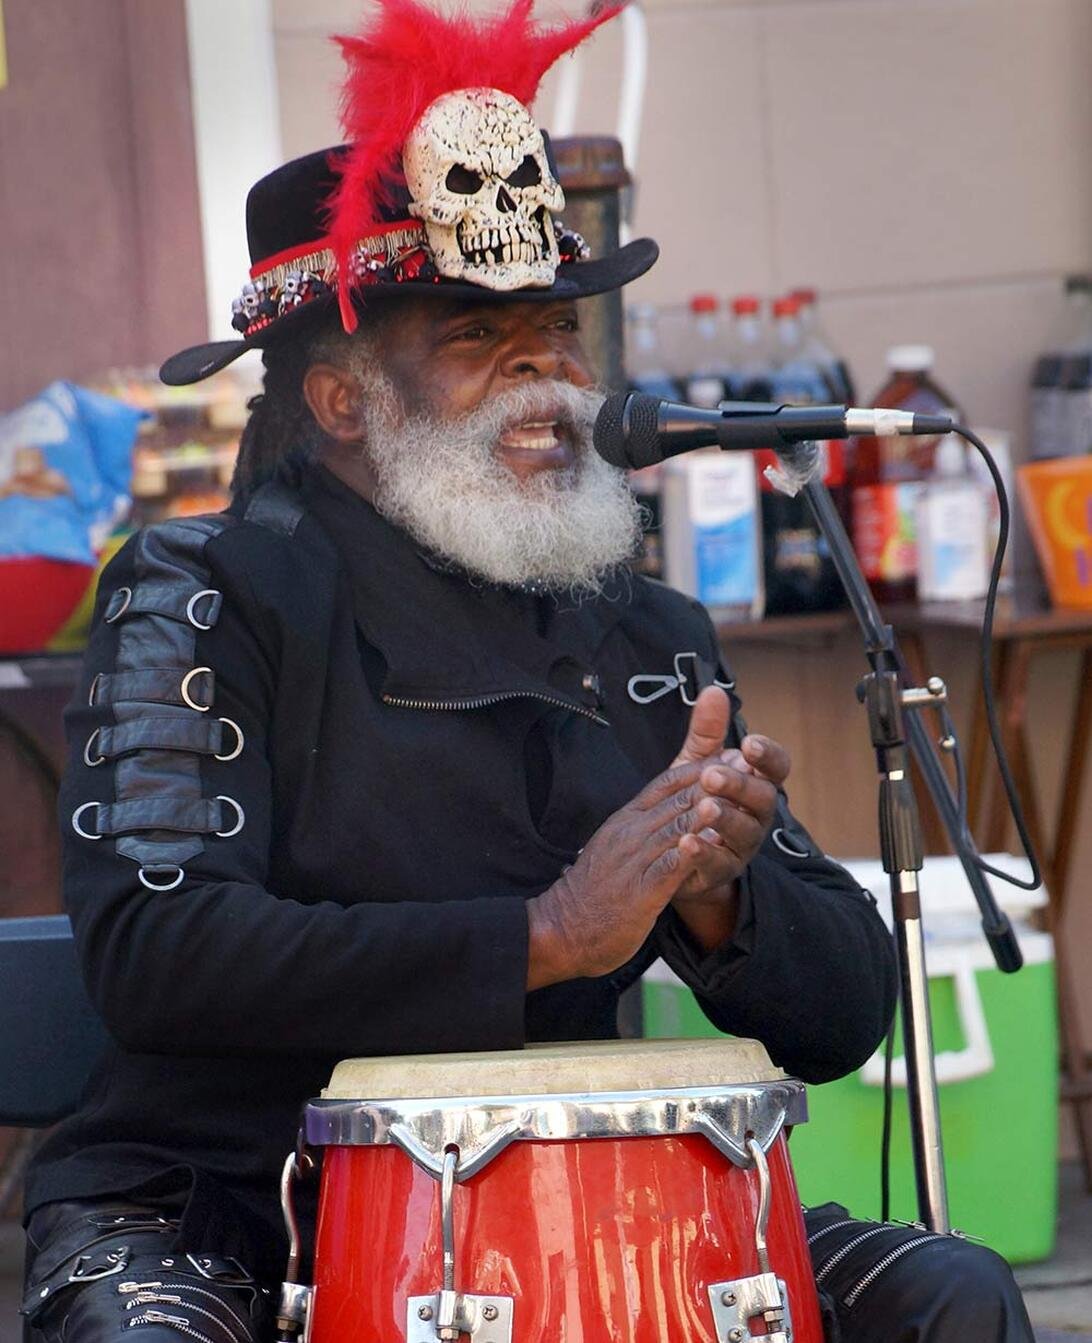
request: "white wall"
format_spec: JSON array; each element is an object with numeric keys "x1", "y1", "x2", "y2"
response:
[{"x1": 185, "y1": 0, "x2": 283, "y2": 342}]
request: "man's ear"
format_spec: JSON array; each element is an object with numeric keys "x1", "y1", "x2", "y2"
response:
[{"x1": 303, "y1": 363, "x2": 362, "y2": 444}]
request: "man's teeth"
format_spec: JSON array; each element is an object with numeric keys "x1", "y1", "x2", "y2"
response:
[{"x1": 500, "y1": 421, "x2": 560, "y2": 450}]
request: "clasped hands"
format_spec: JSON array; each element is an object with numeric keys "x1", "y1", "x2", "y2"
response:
[{"x1": 526, "y1": 686, "x2": 792, "y2": 990}]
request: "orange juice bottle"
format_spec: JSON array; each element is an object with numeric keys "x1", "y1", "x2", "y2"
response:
[{"x1": 848, "y1": 345, "x2": 963, "y2": 604}]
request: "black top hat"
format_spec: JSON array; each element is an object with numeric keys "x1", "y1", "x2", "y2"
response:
[{"x1": 160, "y1": 144, "x2": 658, "y2": 386}]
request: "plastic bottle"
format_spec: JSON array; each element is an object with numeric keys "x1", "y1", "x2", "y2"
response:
[
  {"x1": 1030, "y1": 275, "x2": 1092, "y2": 459},
  {"x1": 755, "y1": 442, "x2": 849, "y2": 615},
  {"x1": 753, "y1": 297, "x2": 848, "y2": 614},
  {"x1": 792, "y1": 287, "x2": 856, "y2": 403},
  {"x1": 915, "y1": 434, "x2": 990, "y2": 602},
  {"x1": 726, "y1": 296, "x2": 775, "y2": 402},
  {"x1": 769, "y1": 296, "x2": 830, "y2": 407},
  {"x1": 1058, "y1": 276, "x2": 1092, "y2": 457},
  {"x1": 626, "y1": 304, "x2": 680, "y2": 401},
  {"x1": 624, "y1": 304, "x2": 678, "y2": 579},
  {"x1": 848, "y1": 345, "x2": 963, "y2": 604},
  {"x1": 683, "y1": 294, "x2": 734, "y2": 408}
]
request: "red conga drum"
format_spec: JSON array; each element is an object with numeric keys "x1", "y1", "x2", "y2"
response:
[{"x1": 290, "y1": 1039, "x2": 822, "y2": 1343}]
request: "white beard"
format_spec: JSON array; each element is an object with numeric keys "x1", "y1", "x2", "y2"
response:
[{"x1": 352, "y1": 366, "x2": 643, "y2": 595}]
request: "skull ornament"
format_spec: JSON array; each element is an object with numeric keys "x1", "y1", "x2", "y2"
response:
[{"x1": 403, "y1": 88, "x2": 565, "y2": 290}]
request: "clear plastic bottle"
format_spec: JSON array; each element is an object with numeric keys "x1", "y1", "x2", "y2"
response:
[
  {"x1": 769, "y1": 296, "x2": 830, "y2": 406},
  {"x1": 916, "y1": 433, "x2": 990, "y2": 602},
  {"x1": 792, "y1": 287, "x2": 856, "y2": 403},
  {"x1": 1030, "y1": 275, "x2": 1092, "y2": 459},
  {"x1": 848, "y1": 345, "x2": 963, "y2": 604},
  {"x1": 624, "y1": 304, "x2": 678, "y2": 579},
  {"x1": 683, "y1": 294, "x2": 734, "y2": 408},
  {"x1": 727, "y1": 295, "x2": 775, "y2": 402},
  {"x1": 1058, "y1": 276, "x2": 1092, "y2": 457},
  {"x1": 625, "y1": 304, "x2": 681, "y2": 401}
]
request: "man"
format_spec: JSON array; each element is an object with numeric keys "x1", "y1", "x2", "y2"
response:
[{"x1": 22, "y1": 2, "x2": 1032, "y2": 1340}]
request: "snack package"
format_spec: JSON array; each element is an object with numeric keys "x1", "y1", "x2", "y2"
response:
[{"x1": 0, "y1": 381, "x2": 144, "y2": 564}]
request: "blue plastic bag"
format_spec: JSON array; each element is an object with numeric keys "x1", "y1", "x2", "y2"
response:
[{"x1": 0, "y1": 381, "x2": 145, "y2": 564}]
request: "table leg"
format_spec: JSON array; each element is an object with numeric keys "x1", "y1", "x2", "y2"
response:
[
  {"x1": 984, "y1": 640, "x2": 1049, "y2": 862},
  {"x1": 1050, "y1": 648, "x2": 1092, "y2": 921}
]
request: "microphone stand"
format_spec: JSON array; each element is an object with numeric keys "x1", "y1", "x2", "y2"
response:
[{"x1": 799, "y1": 477, "x2": 1023, "y2": 1232}]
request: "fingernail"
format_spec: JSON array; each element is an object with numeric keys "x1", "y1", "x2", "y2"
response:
[{"x1": 747, "y1": 736, "x2": 766, "y2": 759}]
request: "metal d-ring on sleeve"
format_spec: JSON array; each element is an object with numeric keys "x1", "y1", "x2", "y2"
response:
[
  {"x1": 71, "y1": 801, "x2": 103, "y2": 839},
  {"x1": 214, "y1": 796, "x2": 245, "y2": 838},
  {"x1": 84, "y1": 729, "x2": 106, "y2": 767},
  {"x1": 186, "y1": 589, "x2": 222, "y2": 631},
  {"x1": 771, "y1": 826, "x2": 811, "y2": 859},
  {"x1": 181, "y1": 667, "x2": 215, "y2": 711},
  {"x1": 103, "y1": 586, "x2": 133, "y2": 623},
  {"x1": 138, "y1": 865, "x2": 186, "y2": 892},
  {"x1": 215, "y1": 717, "x2": 244, "y2": 761}
]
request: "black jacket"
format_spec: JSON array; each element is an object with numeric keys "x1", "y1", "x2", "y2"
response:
[{"x1": 27, "y1": 465, "x2": 896, "y2": 1276}]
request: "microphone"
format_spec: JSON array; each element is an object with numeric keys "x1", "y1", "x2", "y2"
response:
[{"x1": 593, "y1": 391, "x2": 955, "y2": 474}]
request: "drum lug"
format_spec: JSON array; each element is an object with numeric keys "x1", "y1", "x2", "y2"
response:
[
  {"x1": 706, "y1": 1134, "x2": 793, "y2": 1342},
  {"x1": 406, "y1": 1292, "x2": 513, "y2": 1343},
  {"x1": 407, "y1": 1149, "x2": 514, "y2": 1342},
  {"x1": 275, "y1": 1282, "x2": 315, "y2": 1343},
  {"x1": 708, "y1": 1273, "x2": 793, "y2": 1343}
]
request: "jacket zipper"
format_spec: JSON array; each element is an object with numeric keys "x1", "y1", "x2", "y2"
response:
[
  {"x1": 125, "y1": 1310, "x2": 216, "y2": 1343},
  {"x1": 806, "y1": 1217, "x2": 860, "y2": 1248},
  {"x1": 124, "y1": 1294, "x2": 242, "y2": 1342},
  {"x1": 842, "y1": 1233, "x2": 945, "y2": 1310},
  {"x1": 813, "y1": 1224, "x2": 894, "y2": 1286},
  {"x1": 120, "y1": 1284, "x2": 249, "y2": 1335},
  {"x1": 383, "y1": 688, "x2": 608, "y2": 725}
]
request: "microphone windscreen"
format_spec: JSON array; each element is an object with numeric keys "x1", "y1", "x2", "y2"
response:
[
  {"x1": 592, "y1": 392, "x2": 630, "y2": 467},
  {"x1": 593, "y1": 392, "x2": 662, "y2": 470}
]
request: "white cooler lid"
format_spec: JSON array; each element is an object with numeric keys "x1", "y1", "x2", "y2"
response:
[{"x1": 838, "y1": 852, "x2": 1046, "y2": 927}]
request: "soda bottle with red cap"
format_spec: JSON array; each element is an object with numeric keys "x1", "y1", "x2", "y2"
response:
[
  {"x1": 726, "y1": 295, "x2": 775, "y2": 402},
  {"x1": 683, "y1": 294, "x2": 734, "y2": 407},
  {"x1": 770, "y1": 295, "x2": 830, "y2": 407},
  {"x1": 791, "y1": 287, "x2": 856, "y2": 403}
]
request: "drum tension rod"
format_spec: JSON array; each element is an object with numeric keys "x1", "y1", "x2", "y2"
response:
[
  {"x1": 706, "y1": 1138, "x2": 794, "y2": 1343},
  {"x1": 407, "y1": 1147, "x2": 514, "y2": 1343},
  {"x1": 275, "y1": 1146, "x2": 317, "y2": 1343}
]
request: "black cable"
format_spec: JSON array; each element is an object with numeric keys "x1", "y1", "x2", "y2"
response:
[
  {"x1": 950, "y1": 425, "x2": 1043, "y2": 892},
  {"x1": 880, "y1": 1022, "x2": 895, "y2": 1222}
]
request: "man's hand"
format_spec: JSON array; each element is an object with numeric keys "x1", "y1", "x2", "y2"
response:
[
  {"x1": 668, "y1": 687, "x2": 791, "y2": 951},
  {"x1": 526, "y1": 757, "x2": 722, "y2": 989}
]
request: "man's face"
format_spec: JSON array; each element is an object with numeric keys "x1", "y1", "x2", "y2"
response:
[
  {"x1": 325, "y1": 292, "x2": 641, "y2": 593},
  {"x1": 375, "y1": 296, "x2": 596, "y2": 484}
]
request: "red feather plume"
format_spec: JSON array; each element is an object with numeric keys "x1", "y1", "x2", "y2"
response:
[{"x1": 325, "y1": 0, "x2": 621, "y2": 330}]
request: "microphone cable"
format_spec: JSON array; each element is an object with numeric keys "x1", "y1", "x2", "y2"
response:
[{"x1": 939, "y1": 425, "x2": 1043, "y2": 894}]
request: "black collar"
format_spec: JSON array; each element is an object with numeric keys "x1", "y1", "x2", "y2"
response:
[{"x1": 297, "y1": 465, "x2": 630, "y2": 715}]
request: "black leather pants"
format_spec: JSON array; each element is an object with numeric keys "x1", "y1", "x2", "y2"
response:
[
  {"x1": 24, "y1": 1197, "x2": 1035, "y2": 1343},
  {"x1": 804, "y1": 1203, "x2": 1036, "y2": 1342},
  {"x1": 21, "y1": 1202, "x2": 272, "y2": 1343}
]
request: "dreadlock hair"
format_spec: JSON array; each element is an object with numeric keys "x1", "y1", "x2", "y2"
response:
[{"x1": 232, "y1": 308, "x2": 345, "y2": 499}]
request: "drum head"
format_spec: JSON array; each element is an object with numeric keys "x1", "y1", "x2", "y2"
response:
[{"x1": 321, "y1": 1037, "x2": 784, "y2": 1101}]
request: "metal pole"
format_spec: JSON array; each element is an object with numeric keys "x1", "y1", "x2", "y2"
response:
[
  {"x1": 894, "y1": 879, "x2": 950, "y2": 1228},
  {"x1": 802, "y1": 474, "x2": 951, "y2": 1228}
]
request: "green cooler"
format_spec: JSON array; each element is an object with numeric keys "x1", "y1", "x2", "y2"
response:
[{"x1": 643, "y1": 855, "x2": 1058, "y2": 1263}]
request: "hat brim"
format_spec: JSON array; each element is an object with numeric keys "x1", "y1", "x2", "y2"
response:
[{"x1": 160, "y1": 238, "x2": 658, "y2": 386}]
